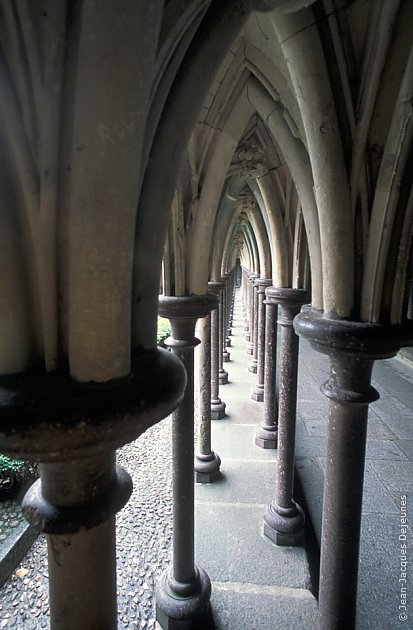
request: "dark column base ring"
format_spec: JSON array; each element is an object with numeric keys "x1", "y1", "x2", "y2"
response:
[
  {"x1": 211, "y1": 399, "x2": 226, "y2": 420},
  {"x1": 251, "y1": 384, "x2": 264, "y2": 402},
  {"x1": 195, "y1": 452, "x2": 221, "y2": 483},
  {"x1": 218, "y1": 369, "x2": 228, "y2": 385},
  {"x1": 156, "y1": 566, "x2": 211, "y2": 629},
  {"x1": 255, "y1": 425, "x2": 277, "y2": 449},
  {"x1": 263, "y1": 501, "x2": 305, "y2": 546}
]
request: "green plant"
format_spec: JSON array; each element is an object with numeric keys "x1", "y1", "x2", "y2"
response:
[
  {"x1": 0, "y1": 454, "x2": 38, "y2": 500},
  {"x1": 157, "y1": 316, "x2": 171, "y2": 346}
]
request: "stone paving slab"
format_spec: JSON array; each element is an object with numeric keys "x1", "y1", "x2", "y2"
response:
[
  {"x1": 358, "y1": 512, "x2": 413, "y2": 630},
  {"x1": 210, "y1": 582, "x2": 318, "y2": 629},
  {"x1": 195, "y1": 503, "x2": 311, "y2": 590},
  {"x1": 196, "y1": 458, "x2": 277, "y2": 505},
  {"x1": 210, "y1": 422, "x2": 277, "y2": 462}
]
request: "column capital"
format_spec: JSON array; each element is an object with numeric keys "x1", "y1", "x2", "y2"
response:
[
  {"x1": 294, "y1": 308, "x2": 413, "y2": 361},
  {"x1": 208, "y1": 281, "x2": 225, "y2": 295},
  {"x1": 295, "y1": 308, "x2": 413, "y2": 406},
  {"x1": 265, "y1": 286, "x2": 310, "y2": 308},
  {"x1": 256, "y1": 278, "x2": 273, "y2": 293},
  {"x1": 159, "y1": 294, "x2": 219, "y2": 350},
  {"x1": 159, "y1": 294, "x2": 218, "y2": 320}
]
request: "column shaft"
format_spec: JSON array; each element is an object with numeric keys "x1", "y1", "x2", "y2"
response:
[
  {"x1": 195, "y1": 313, "x2": 221, "y2": 483},
  {"x1": 319, "y1": 381, "x2": 369, "y2": 628},
  {"x1": 251, "y1": 279, "x2": 272, "y2": 401},
  {"x1": 248, "y1": 280, "x2": 259, "y2": 372},
  {"x1": 255, "y1": 289, "x2": 278, "y2": 448},
  {"x1": 209, "y1": 282, "x2": 226, "y2": 419},
  {"x1": 218, "y1": 283, "x2": 229, "y2": 384},
  {"x1": 48, "y1": 519, "x2": 117, "y2": 629},
  {"x1": 263, "y1": 288, "x2": 310, "y2": 546}
]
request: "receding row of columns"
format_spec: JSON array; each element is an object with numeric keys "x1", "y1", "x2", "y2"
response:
[
  {"x1": 240, "y1": 265, "x2": 413, "y2": 630},
  {"x1": 240, "y1": 269, "x2": 310, "y2": 547},
  {"x1": 13, "y1": 261, "x2": 411, "y2": 630},
  {"x1": 156, "y1": 265, "x2": 412, "y2": 630}
]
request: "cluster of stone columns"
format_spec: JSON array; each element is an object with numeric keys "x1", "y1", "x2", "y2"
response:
[{"x1": 2, "y1": 346, "x2": 187, "y2": 630}]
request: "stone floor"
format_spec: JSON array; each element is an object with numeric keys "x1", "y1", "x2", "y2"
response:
[{"x1": 0, "y1": 290, "x2": 411, "y2": 629}]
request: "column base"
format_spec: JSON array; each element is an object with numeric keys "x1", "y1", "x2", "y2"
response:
[
  {"x1": 219, "y1": 369, "x2": 228, "y2": 384},
  {"x1": 250, "y1": 384, "x2": 264, "y2": 402},
  {"x1": 248, "y1": 361, "x2": 257, "y2": 374},
  {"x1": 255, "y1": 424, "x2": 277, "y2": 449},
  {"x1": 195, "y1": 452, "x2": 221, "y2": 483},
  {"x1": 263, "y1": 501, "x2": 305, "y2": 546},
  {"x1": 223, "y1": 351, "x2": 230, "y2": 363},
  {"x1": 156, "y1": 566, "x2": 212, "y2": 629},
  {"x1": 211, "y1": 399, "x2": 226, "y2": 420},
  {"x1": 225, "y1": 337, "x2": 231, "y2": 347},
  {"x1": 246, "y1": 343, "x2": 253, "y2": 354}
]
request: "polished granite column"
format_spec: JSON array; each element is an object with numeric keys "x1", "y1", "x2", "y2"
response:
[
  {"x1": 295, "y1": 309, "x2": 413, "y2": 629},
  {"x1": 156, "y1": 294, "x2": 217, "y2": 627},
  {"x1": 263, "y1": 288, "x2": 310, "y2": 546}
]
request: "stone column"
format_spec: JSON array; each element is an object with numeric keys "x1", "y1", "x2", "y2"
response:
[
  {"x1": 246, "y1": 272, "x2": 255, "y2": 350},
  {"x1": 294, "y1": 309, "x2": 413, "y2": 630},
  {"x1": 195, "y1": 311, "x2": 221, "y2": 483},
  {"x1": 0, "y1": 346, "x2": 186, "y2": 630},
  {"x1": 225, "y1": 271, "x2": 234, "y2": 348},
  {"x1": 242, "y1": 268, "x2": 249, "y2": 339},
  {"x1": 208, "y1": 282, "x2": 226, "y2": 420},
  {"x1": 255, "y1": 287, "x2": 279, "y2": 448},
  {"x1": 248, "y1": 278, "x2": 260, "y2": 373},
  {"x1": 218, "y1": 282, "x2": 229, "y2": 384},
  {"x1": 263, "y1": 288, "x2": 310, "y2": 546},
  {"x1": 222, "y1": 274, "x2": 231, "y2": 362},
  {"x1": 156, "y1": 294, "x2": 217, "y2": 628},
  {"x1": 251, "y1": 278, "x2": 272, "y2": 401}
]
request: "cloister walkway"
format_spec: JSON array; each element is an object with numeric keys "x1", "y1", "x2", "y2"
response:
[{"x1": 0, "y1": 290, "x2": 412, "y2": 629}]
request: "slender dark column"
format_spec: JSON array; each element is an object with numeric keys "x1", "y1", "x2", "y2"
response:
[
  {"x1": 0, "y1": 346, "x2": 186, "y2": 630},
  {"x1": 225, "y1": 271, "x2": 234, "y2": 348},
  {"x1": 218, "y1": 281, "x2": 229, "y2": 384},
  {"x1": 255, "y1": 287, "x2": 279, "y2": 448},
  {"x1": 295, "y1": 310, "x2": 413, "y2": 630},
  {"x1": 246, "y1": 272, "x2": 256, "y2": 350},
  {"x1": 222, "y1": 274, "x2": 231, "y2": 362},
  {"x1": 242, "y1": 269, "x2": 250, "y2": 340},
  {"x1": 263, "y1": 288, "x2": 310, "y2": 546},
  {"x1": 156, "y1": 294, "x2": 217, "y2": 628},
  {"x1": 208, "y1": 282, "x2": 226, "y2": 420},
  {"x1": 195, "y1": 312, "x2": 221, "y2": 483},
  {"x1": 251, "y1": 278, "x2": 272, "y2": 401},
  {"x1": 248, "y1": 278, "x2": 260, "y2": 373}
]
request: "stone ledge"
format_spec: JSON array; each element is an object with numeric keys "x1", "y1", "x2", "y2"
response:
[{"x1": 0, "y1": 517, "x2": 38, "y2": 588}]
